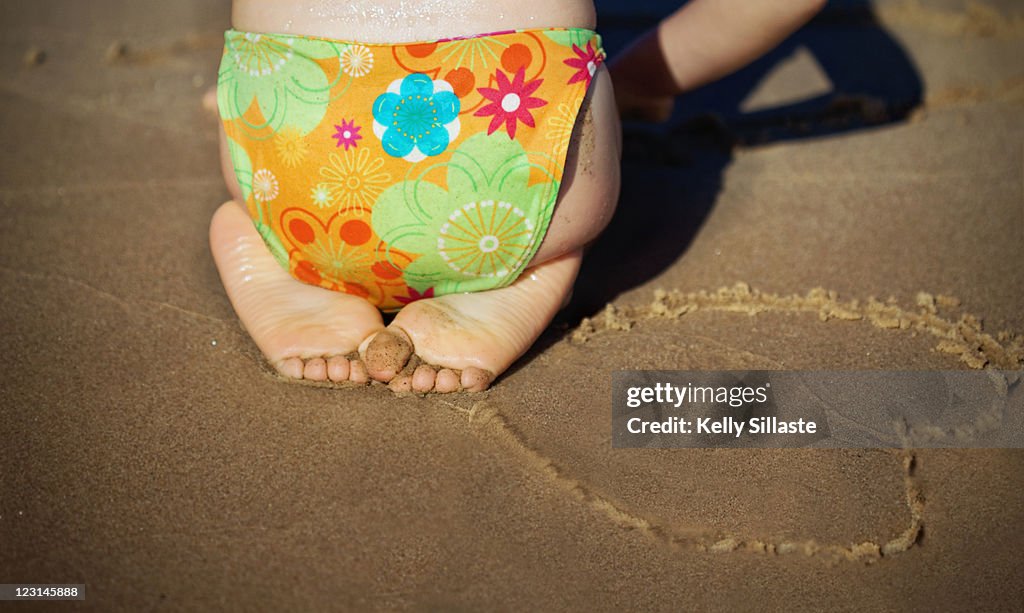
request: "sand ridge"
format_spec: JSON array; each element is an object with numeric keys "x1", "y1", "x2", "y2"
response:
[
  {"x1": 571, "y1": 283, "x2": 1024, "y2": 370},
  {"x1": 892, "y1": 369, "x2": 1020, "y2": 446},
  {"x1": 453, "y1": 398, "x2": 924, "y2": 564}
]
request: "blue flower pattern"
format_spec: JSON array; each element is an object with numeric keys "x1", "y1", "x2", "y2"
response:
[{"x1": 372, "y1": 74, "x2": 460, "y2": 161}]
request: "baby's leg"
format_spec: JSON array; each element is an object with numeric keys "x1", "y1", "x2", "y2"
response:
[
  {"x1": 611, "y1": 0, "x2": 826, "y2": 120},
  {"x1": 210, "y1": 130, "x2": 383, "y2": 383},
  {"x1": 362, "y1": 67, "x2": 621, "y2": 392}
]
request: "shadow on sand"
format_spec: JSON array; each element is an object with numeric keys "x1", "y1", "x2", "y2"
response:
[{"x1": 514, "y1": 0, "x2": 924, "y2": 373}]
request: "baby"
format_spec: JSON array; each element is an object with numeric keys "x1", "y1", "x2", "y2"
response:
[{"x1": 211, "y1": 0, "x2": 824, "y2": 393}]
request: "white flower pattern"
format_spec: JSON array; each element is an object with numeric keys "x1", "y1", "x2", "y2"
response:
[
  {"x1": 310, "y1": 184, "x2": 332, "y2": 209},
  {"x1": 252, "y1": 168, "x2": 279, "y2": 202},
  {"x1": 340, "y1": 45, "x2": 374, "y2": 77}
]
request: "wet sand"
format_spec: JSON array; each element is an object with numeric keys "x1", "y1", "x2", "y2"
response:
[{"x1": 1, "y1": 0, "x2": 1023, "y2": 610}]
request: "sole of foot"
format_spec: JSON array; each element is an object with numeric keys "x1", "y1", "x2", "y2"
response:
[
  {"x1": 360, "y1": 250, "x2": 583, "y2": 393},
  {"x1": 209, "y1": 201, "x2": 384, "y2": 383}
]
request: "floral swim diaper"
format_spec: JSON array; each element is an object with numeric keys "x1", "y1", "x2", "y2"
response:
[{"x1": 218, "y1": 27, "x2": 604, "y2": 310}]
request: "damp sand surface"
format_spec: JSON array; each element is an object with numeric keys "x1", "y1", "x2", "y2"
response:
[{"x1": 1, "y1": 0, "x2": 1023, "y2": 610}]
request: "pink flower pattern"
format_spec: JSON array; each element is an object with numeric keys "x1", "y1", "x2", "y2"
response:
[
  {"x1": 564, "y1": 42, "x2": 603, "y2": 87},
  {"x1": 474, "y1": 68, "x2": 547, "y2": 139},
  {"x1": 332, "y1": 119, "x2": 362, "y2": 150},
  {"x1": 395, "y1": 287, "x2": 434, "y2": 305}
]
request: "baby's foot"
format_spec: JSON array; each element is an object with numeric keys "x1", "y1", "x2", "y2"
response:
[
  {"x1": 210, "y1": 201, "x2": 383, "y2": 382},
  {"x1": 360, "y1": 251, "x2": 583, "y2": 393},
  {"x1": 202, "y1": 86, "x2": 217, "y2": 114}
]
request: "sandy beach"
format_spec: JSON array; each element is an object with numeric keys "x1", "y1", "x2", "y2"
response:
[{"x1": 1, "y1": 0, "x2": 1022, "y2": 609}]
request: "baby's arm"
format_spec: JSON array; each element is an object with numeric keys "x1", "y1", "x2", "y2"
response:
[{"x1": 610, "y1": 0, "x2": 827, "y2": 121}]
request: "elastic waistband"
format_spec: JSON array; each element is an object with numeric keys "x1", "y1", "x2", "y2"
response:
[{"x1": 224, "y1": 27, "x2": 600, "y2": 48}]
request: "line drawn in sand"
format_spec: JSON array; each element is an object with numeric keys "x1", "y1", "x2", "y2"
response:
[
  {"x1": 571, "y1": 283, "x2": 1023, "y2": 369},
  {"x1": 449, "y1": 399, "x2": 922, "y2": 565},
  {"x1": 445, "y1": 284, "x2": 1022, "y2": 563}
]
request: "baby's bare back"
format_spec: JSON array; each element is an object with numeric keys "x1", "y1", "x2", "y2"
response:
[{"x1": 234, "y1": 0, "x2": 596, "y2": 42}]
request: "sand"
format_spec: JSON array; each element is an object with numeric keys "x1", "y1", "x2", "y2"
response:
[{"x1": 1, "y1": 0, "x2": 1023, "y2": 610}]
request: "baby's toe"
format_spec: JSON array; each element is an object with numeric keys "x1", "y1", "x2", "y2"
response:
[
  {"x1": 327, "y1": 356, "x2": 350, "y2": 382},
  {"x1": 412, "y1": 364, "x2": 437, "y2": 393},
  {"x1": 277, "y1": 357, "x2": 304, "y2": 379},
  {"x1": 303, "y1": 358, "x2": 328, "y2": 381},
  {"x1": 388, "y1": 373, "x2": 413, "y2": 393},
  {"x1": 461, "y1": 367, "x2": 493, "y2": 393},
  {"x1": 349, "y1": 359, "x2": 369, "y2": 384},
  {"x1": 434, "y1": 368, "x2": 461, "y2": 393}
]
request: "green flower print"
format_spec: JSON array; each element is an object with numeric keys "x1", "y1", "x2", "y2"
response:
[
  {"x1": 217, "y1": 31, "x2": 346, "y2": 135},
  {"x1": 542, "y1": 29, "x2": 595, "y2": 49},
  {"x1": 225, "y1": 135, "x2": 253, "y2": 200},
  {"x1": 224, "y1": 134, "x2": 288, "y2": 267},
  {"x1": 372, "y1": 133, "x2": 558, "y2": 294}
]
